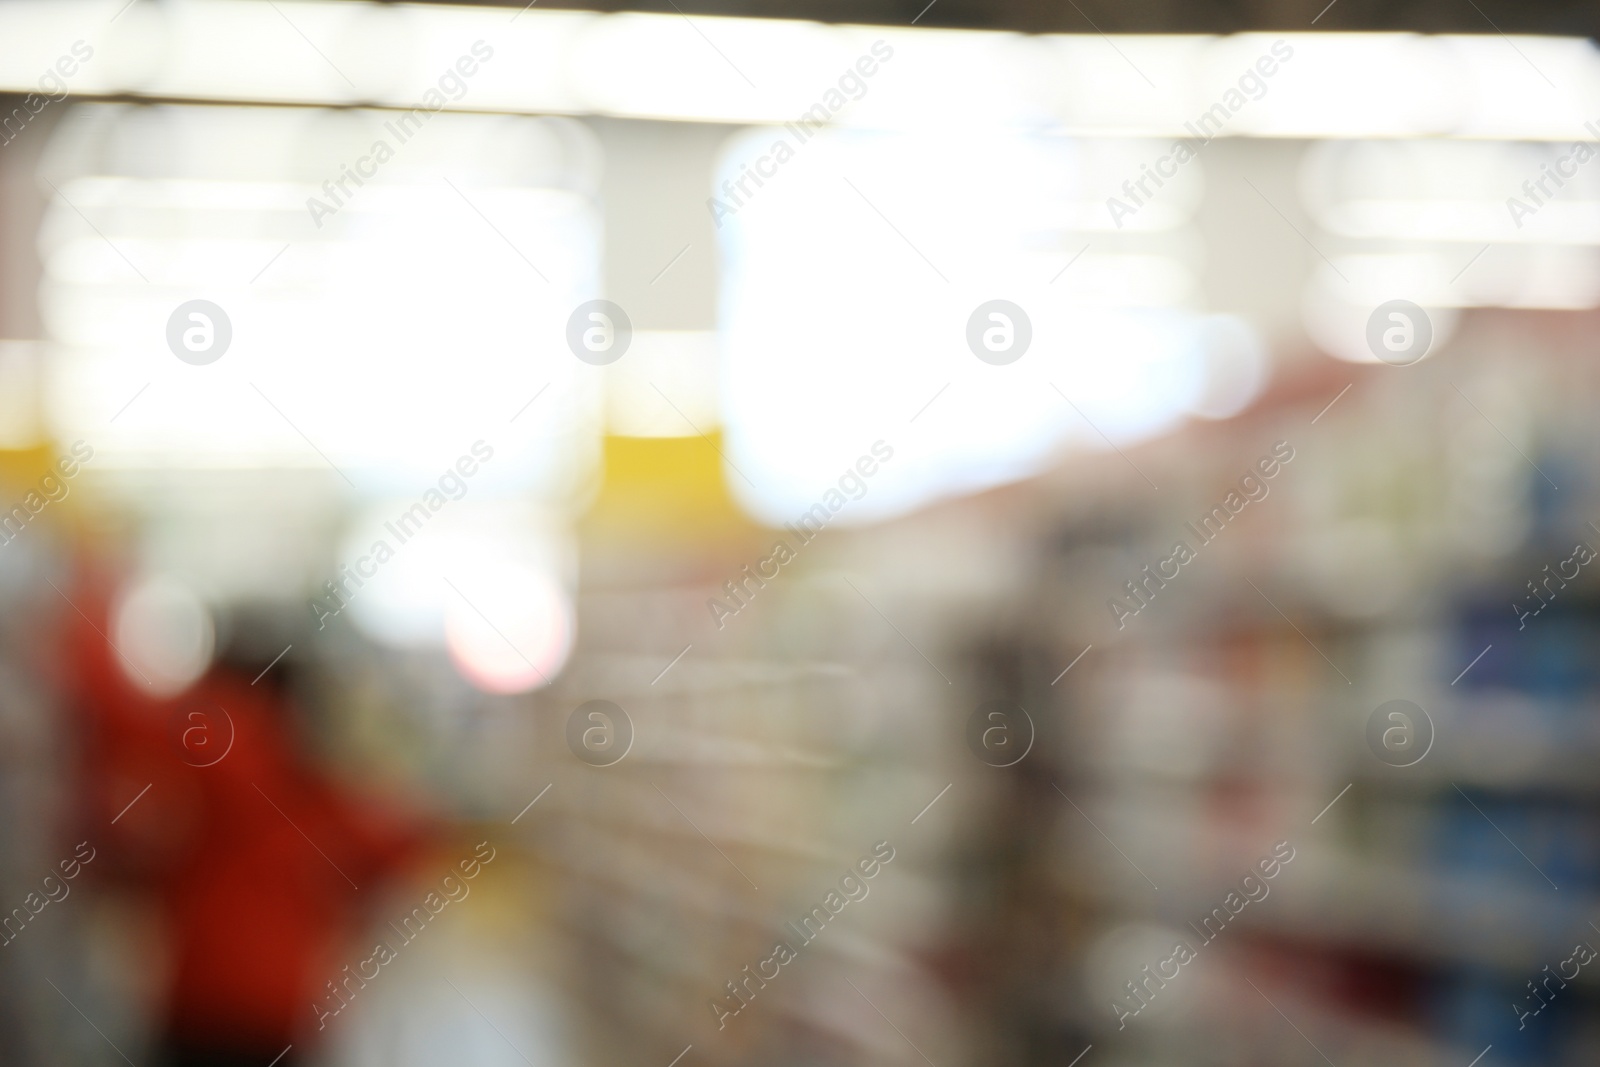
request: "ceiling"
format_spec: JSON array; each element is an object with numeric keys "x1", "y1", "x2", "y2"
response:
[{"x1": 453, "y1": 0, "x2": 1599, "y2": 37}]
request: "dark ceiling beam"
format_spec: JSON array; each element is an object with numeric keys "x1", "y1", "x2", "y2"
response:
[{"x1": 430, "y1": 0, "x2": 1599, "y2": 37}]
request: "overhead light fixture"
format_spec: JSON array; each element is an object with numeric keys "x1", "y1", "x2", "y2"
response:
[
  {"x1": 40, "y1": 103, "x2": 605, "y2": 494},
  {"x1": 1, "y1": 2, "x2": 1598, "y2": 139}
]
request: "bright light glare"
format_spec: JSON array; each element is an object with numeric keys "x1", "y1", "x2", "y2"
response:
[
  {"x1": 445, "y1": 565, "x2": 573, "y2": 694},
  {"x1": 335, "y1": 500, "x2": 576, "y2": 697},
  {"x1": 113, "y1": 575, "x2": 215, "y2": 696},
  {"x1": 1304, "y1": 140, "x2": 1600, "y2": 246},
  {"x1": 1299, "y1": 140, "x2": 1600, "y2": 326},
  {"x1": 39, "y1": 104, "x2": 604, "y2": 499},
  {"x1": 716, "y1": 127, "x2": 1213, "y2": 524},
  {"x1": 3, "y1": 5, "x2": 1600, "y2": 139},
  {"x1": 1302, "y1": 276, "x2": 1461, "y2": 365}
]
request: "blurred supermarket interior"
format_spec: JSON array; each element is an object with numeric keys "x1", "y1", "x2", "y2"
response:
[{"x1": 5, "y1": 0, "x2": 1600, "y2": 1065}]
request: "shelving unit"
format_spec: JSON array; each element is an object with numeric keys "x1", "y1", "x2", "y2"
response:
[{"x1": 976, "y1": 319, "x2": 1600, "y2": 1066}]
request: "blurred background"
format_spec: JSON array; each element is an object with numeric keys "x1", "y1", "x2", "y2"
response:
[{"x1": 2, "y1": 1, "x2": 1600, "y2": 1065}]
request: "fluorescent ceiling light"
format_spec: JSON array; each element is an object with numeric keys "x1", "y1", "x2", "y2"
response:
[
  {"x1": 713, "y1": 126, "x2": 1225, "y2": 524},
  {"x1": 1, "y1": 2, "x2": 1599, "y2": 139},
  {"x1": 1299, "y1": 139, "x2": 1600, "y2": 311},
  {"x1": 40, "y1": 103, "x2": 605, "y2": 494}
]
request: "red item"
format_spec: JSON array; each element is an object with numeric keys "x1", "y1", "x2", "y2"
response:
[{"x1": 60, "y1": 567, "x2": 434, "y2": 1051}]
